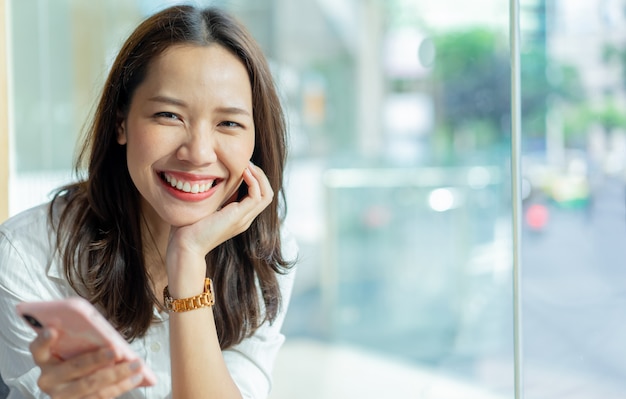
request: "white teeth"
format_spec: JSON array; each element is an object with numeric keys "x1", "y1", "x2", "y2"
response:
[{"x1": 163, "y1": 173, "x2": 215, "y2": 194}]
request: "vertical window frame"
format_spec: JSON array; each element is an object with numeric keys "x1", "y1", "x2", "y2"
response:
[
  {"x1": 510, "y1": 1, "x2": 524, "y2": 398},
  {"x1": 0, "y1": 0, "x2": 9, "y2": 223}
]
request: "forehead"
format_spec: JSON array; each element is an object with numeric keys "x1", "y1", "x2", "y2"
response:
[
  {"x1": 134, "y1": 43, "x2": 253, "y2": 108},
  {"x1": 148, "y1": 43, "x2": 248, "y2": 80}
]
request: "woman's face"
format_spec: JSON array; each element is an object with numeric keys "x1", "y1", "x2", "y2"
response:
[{"x1": 117, "y1": 44, "x2": 255, "y2": 228}]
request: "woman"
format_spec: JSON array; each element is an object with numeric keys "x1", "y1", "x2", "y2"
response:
[{"x1": 0, "y1": 5, "x2": 296, "y2": 399}]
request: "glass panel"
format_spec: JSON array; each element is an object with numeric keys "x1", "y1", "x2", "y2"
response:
[
  {"x1": 520, "y1": 0, "x2": 626, "y2": 397},
  {"x1": 8, "y1": 0, "x2": 145, "y2": 214},
  {"x1": 8, "y1": 0, "x2": 514, "y2": 398},
  {"x1": 249, "y1": 1, "x2": 515, "y2": 398}
]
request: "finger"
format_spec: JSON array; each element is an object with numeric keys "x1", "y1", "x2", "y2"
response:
[
  {"x1": 51, "y1": 360, "x2": 144, "y2": 399},
  {"x1": 30, "y1": 328, "x2": 58, "y2": 365},
  {"x1": 236, "y1": 170, "x2": 272, "y2": 222},
  {"x1": 242, "y1": 167, "x2": 261, "y2": 198},
  {"x1": 243, "y1": 164, "x2": 273, "y2": 203},
  {"x1": 210, "y1": 163, "x2": 273, "y2": 237},
  {"x1": 38, "y1": 347, "x2": 116, "y2": 394},
  {"x1": 82, "y1": 371, "x2": 144, "y2": 399}
]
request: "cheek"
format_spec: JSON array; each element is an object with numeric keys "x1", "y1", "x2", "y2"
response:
[
  {"x1": 244, "y1": 135, "x2": 256, "y2": 164},
  {"x1": 226, "y1": 137, "x2": 255, "y2": 170},
  {"x1": 222, "y1": 141, "x2": 254, "y2": 202},
  {"x1": 126, "y1": 124, "x2": 173, "y2": 162},
  {"x1": 126, "y1": 140, "x2": 151, "y2": 170}
]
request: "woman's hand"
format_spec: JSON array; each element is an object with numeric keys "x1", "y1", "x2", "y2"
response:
[
  {"x1": 30, "y1": 328, "x2": 144, "y2": 399},
  {"x1": 165, "y1": 162, "x2": 273, "y2": 289}
]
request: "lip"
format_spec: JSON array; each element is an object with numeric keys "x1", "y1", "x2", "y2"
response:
[{"x1": 157, "y1": 170, "x2": 222, "y2": 202}]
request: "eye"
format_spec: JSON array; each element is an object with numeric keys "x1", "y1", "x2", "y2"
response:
[
  {"x1": 219, "y1": 121, "x2": 243, "y2": 128},
  {"x1": 155, "y1": 112, "x2": 180, "y2": 120}
]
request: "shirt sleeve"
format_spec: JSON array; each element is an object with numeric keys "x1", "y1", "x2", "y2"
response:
[
  {"x1": 223, "y1": 230, "x2": 298, "y2": 399},
  {"x1": 0, "y1": 230, "x2": 49, "y2": 399}
]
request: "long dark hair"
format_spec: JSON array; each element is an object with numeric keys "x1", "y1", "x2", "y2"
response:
[{"x1": 50, "y1": 5, "x2": 292, "y2": 348}]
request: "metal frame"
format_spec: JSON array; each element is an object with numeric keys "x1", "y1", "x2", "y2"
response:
[
  {"x1": 0, "y1": 0, "x2": 9, "y2": 223},
  {"x1": 510, "y1": 0, "x2": 524, "y2": 398}
]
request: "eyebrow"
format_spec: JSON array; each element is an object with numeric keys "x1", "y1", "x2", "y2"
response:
[
  {"x1": 148, "y1": 95, "x2": 188, "y2": 107},
  {"x1": 215, "y1": 106, "x2": 252, "y2": 117}
]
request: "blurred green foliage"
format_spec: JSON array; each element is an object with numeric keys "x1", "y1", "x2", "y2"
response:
[
  {"x1": 428, "y1": 27, "x2": 585, "y2": 160},
  {"x1": 559, "y1": 42, "x2": 626, "y2": 144}
]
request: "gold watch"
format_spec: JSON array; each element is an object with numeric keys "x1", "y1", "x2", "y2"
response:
[{"x1": 163, "y1": 278, "x2": 215, "y2": 312}]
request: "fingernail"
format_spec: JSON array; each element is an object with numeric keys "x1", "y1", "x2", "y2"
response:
[
  {"x1": 130, "y1": 373, "x2": 143, "y2": 385},
  {"x1": 104, "y1": 349, "x2": 115, "y2": 360},
  {"x1": 129, "y1": 360, "x2": 141, "y2": 371}
]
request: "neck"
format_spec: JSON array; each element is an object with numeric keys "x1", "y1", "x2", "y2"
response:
[{"x1": 140, "y1": 211, "x2": 170, "y2": 292}]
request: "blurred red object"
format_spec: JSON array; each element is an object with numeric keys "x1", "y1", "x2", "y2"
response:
[{"x1": 525, "y1": 203, "x2": 549, "y2": 230}]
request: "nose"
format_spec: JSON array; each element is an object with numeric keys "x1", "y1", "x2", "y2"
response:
[{"x1": 176, "y1": 126, "x2": 218, "y2": 165}]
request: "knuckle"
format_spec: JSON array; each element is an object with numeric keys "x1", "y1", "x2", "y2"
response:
[
  {"x1": 76, "y1": 372, "x2": 100, "y2": 393},
  {"x1": 263, "y1": 188, "x2": 274, "y2": 201},
  {"x1": 28, "y1": 339, "x2": 42, "y2": 359},
  {"x1": 95, "y1": 387, "x2": 122, "y2": 399},
  {"x1": 114, "y1": 361, "x2": 134, "y2": 378},
  {"x1": 69, "y1": 356, "x2": 86, "y2": 369},
  {"x1": 37, "y1": 375, "x2": 52, "y2": 392},
  {"x1": 75, "y1": 372, "x2": 113, "y2": 399},
  {"x1": 70, "y1": 350, "x2": 103, "y2": 369},
  {"x1": 94, "y1": 390, "x2": 110, "y2": 399},
  {"x1": 83, "y1": 391, "x2": 109, "y2": 399}
]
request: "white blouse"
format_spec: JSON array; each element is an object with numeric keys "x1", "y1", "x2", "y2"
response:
[{"x1": 0, "y1": 202, "x2": 297, "y2": 399}]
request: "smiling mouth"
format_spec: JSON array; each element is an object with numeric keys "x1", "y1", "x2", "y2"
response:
[{"x1": 160, "y1": 172, "x2": 218, "y2": 194}]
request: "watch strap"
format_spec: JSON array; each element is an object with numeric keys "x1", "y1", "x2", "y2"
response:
[{"x1": 163, "y1": 278, "x2": 214, "y2": 312}]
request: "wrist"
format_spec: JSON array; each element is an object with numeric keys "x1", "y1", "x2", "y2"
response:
[{"x1": 165, "y1": 254, "x2": 208, "y2": 298}]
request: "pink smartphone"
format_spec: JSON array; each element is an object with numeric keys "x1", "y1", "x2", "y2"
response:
[{"x1": 16, "y1": 296, "x2": 157, "y2": 387}]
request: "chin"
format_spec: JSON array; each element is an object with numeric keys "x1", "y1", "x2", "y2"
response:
[{"x1": 163, "y1": 208, "x2": 219, "y2": 228}]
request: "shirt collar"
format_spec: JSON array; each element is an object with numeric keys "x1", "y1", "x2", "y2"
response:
[{"x1": 46, "y1": 255, "x2": 65, "y2": 280}]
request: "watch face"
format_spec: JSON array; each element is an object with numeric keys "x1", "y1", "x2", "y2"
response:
[{"x1": 205, "y1": 278, "x2": 214, "y2": 296}]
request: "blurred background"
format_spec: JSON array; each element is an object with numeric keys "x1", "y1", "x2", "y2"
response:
[{"x1": 4, "y1": 0, "x2": 626, "y2": 398}]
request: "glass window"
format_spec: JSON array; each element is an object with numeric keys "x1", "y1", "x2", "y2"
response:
[
  {"x1": 520, "y1": 0, "x2": 626, "y2": 397},
  {"x1": 264, "y1": 1, "x2": 515, "y2": 397},
  {"x1": 6, "y1": 0, "x2": 626, "y2": 398},
  {"x1": 8, "y1": 0, "x2": 144, "y2": 213}
]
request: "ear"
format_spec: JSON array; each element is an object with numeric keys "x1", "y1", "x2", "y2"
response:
[{"x1": 116, "y1": 112, "x2": 127, "y2": 145}]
